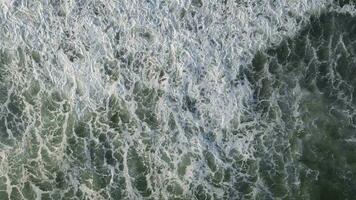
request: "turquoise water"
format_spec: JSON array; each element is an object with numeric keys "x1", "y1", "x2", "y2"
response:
[{"x1": 0, "y1": 0, "x2": 355, "y2": 199}]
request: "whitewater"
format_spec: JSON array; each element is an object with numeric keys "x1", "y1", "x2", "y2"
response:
[{"x1": 0, "y1": 0, "x2": 355, "y2": 199}]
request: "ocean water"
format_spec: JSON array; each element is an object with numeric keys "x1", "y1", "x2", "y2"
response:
[{"x1": 0, "y1": 0, "x2": 355, "y2": 199}]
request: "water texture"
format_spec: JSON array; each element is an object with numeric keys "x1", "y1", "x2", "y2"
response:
[{"x1": 0, "y1": 0, "x2": 355, "y2": 199}]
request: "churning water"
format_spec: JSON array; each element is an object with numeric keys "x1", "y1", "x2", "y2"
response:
[{"x1": 0, "y1": 0, "x2": 356, "y2": 199}]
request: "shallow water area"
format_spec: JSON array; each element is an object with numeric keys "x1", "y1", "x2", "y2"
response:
[{"x1": 0, "y1": 0, "x2": 355, "y2": 199}]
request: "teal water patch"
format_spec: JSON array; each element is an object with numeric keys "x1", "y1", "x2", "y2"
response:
[{"x1": 247, "y1": 11, "x2": 356, "y2": 199}]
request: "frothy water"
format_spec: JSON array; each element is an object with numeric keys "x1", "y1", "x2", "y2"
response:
[{"x1": 0, "y1": 0, "x2": 355, "y2": 199}]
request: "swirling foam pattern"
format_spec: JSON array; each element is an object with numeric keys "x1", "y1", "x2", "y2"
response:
[{"x1": 0, "y1": 0, "x2": 355, "y2": 199}]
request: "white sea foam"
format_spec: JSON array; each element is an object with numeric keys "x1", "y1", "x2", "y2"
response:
[{"x1": 1, "y1": 0, "x2": 353, "y2": 199}]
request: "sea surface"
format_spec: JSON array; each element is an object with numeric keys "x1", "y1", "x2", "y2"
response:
[{"x1": 0, "y1": 0, "x2": 355, "y2": 199}]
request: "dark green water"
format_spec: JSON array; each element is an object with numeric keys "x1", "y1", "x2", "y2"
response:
[{"x1": 247, "y1": 10, "x2": 356, "y2": 200}]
